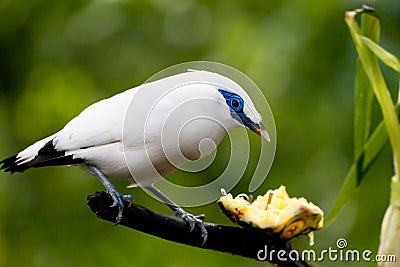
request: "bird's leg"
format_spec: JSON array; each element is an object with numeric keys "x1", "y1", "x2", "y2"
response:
[
  {"x1": 87, "y1": 165, "x2": 133, "y2": 224},
  {"x1": 145, "y1": 185, "x2": 207, "y2": 244}
]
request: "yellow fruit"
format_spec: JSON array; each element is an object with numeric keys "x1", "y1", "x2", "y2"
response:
[{"x1": 218, "y1": 186, "x2": 324, "y2": 241}]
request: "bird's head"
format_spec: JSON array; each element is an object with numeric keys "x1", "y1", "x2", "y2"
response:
[{"x1": 218, "y1": 89, "x2": 270, "y2": 142}]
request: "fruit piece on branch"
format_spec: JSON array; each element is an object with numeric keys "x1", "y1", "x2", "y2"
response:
[{"x1": 218, "y1": 185, "x2": 324, "y2": 245}]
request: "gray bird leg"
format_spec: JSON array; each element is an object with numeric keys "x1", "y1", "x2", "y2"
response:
[
  {"x1": 145, "y1": 185, "x2": 207, "y2": 244},
  {"x1": 87, "y1": 165, "x2": 132, "y2": 224}
]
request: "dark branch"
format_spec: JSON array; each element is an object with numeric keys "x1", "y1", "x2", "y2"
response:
[{"x1": 87, "y1": 191, "x2": 310, "y2": 267}]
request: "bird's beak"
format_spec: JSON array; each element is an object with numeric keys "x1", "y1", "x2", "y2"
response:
[
  {"x1": 253, "y1": 122, "x2": 270, "y2": 142},
  {"x1": 236, "y1": 113, "x2": 271, "y2": 142}
]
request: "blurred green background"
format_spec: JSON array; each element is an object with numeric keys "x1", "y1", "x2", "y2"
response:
[{"x1": 1, "y1": 0, "x2": 400, "y2": 266}]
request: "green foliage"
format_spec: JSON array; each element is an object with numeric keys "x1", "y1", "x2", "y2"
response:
[
  {"x1": 342, "y1": 6, "x2": 400, "y2": 264},
  {"x1": 327, "y1": 6, "x2": 400, "y2": 249},
  {"x1": 327, "y1": 6, "x2": 391, "y2": 225}
]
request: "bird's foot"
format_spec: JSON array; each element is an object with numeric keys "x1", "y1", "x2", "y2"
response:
[
  {"x1": 87, "y1": 165, "x2": 133, "y2": 225},
  {"x1": 175, "y1": 209, "x2": 208, "y2": 245},
  {"x1": 106, "y1": 187, "x2": 132, "y2": 225},
  {"x1": 108, "y1": 189, "x2": 123, "y2": 224}
]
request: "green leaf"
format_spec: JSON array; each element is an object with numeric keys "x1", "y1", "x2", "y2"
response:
[
  {"x1": 360, "y1": 36, "x2": 400, "y2": 73},
  {"x1": 327, "y1": 7, "x2": 378, "y2": 225},
  {"x1": 350, "y1": 18, "x2": 400, "y2": 175},
  {"x1": 354, "y1": 6, "x2": 379, "y2": 182},
  {"x1": 327, "y1": 5, "x2": 400, "y2": 225},
  {"x1": 326, "y1": 107, "x2": 395, "y2": 225}
]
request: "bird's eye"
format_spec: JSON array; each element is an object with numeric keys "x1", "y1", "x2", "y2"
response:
[
  {"x1": 218, "y1": 89, "x2": 244, "y2": 113},
  {"x1": 231, "y1": 99, "x2": 240, "y2": 108},
  {"x1": 230, "y1": 97, "x2": 243, "y2": 112}
]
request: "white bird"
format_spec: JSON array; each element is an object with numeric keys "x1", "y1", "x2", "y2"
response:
[{"x1": 0, "y1": 70, "x2": 270, "y2": 243}]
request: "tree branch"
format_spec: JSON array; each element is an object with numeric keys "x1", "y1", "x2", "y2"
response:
[{"x1": 87, "y1": 191, "x2": 310, "y2": 267}]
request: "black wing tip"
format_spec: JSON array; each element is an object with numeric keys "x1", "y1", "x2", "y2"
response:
[
  {"x1": 33, "y1": 139, "x2": 85, "y2": 167},
  {"x1": 0, "y1": 154, "x2": 28, "y2": 173}
]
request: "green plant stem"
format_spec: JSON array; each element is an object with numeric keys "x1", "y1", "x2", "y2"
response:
[
  {"x1": 346, "y1": 11, "x2": 400, "y2": 181},
  {"x1": 326, "y1": 108, "x2": 395, "y2": 225}
]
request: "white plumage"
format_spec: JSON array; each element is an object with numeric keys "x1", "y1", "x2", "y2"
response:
[{"x1": 1, "y1": 70, "x2": 270, "y2": 242}]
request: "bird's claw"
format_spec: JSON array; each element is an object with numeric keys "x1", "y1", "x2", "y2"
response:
[
  {"x1": 88, "y1": 165, "x2": 133, "y2": 225},
  {"x1": 122, "y1": 194, "x2": 134, "y2": 207},
  {"x1": 107, "y1": 188, "x2": 126, "y2": 225},
  {"x1": 175, "y1": 210, "x2": 208, "y2": 245}
]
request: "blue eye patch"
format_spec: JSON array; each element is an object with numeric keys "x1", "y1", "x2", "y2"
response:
[{"x1": 218, "y1": 89, "x2": 244, "y2": 113}]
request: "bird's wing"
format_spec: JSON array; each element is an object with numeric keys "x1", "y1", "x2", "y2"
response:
[
  {"x1": 53, "y1": 88, "x2": 137, "y2": 151},
  {"x1": 1, "y1": 88, "x2": 138, "y2": 173}
]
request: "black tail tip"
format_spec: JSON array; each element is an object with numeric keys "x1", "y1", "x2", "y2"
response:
[{"x1": 0, "y1": 154, "x2": 27, "y2": 173}]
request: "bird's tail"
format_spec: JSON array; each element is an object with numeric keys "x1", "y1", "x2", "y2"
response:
[
  {"x1": 0, "y1": 154, "x2": 27, "y2": 173},
  {"x1": 1, "y1": 135, "x2": 84, "y2": 173}
]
